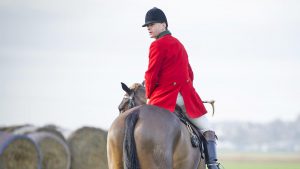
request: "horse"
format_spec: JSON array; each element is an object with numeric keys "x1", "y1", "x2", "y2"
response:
[{"x1": 107, "y1": 82, "x2": 206, "y2": 169}]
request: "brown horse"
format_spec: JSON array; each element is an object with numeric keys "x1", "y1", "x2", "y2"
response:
[{"x1": 107, "y1": 82, "x2": 206, "y2": 169}]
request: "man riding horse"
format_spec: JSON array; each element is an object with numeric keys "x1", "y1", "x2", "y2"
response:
[{"x1": 142, "y1": 7, "x2": 221, "y2": 169}]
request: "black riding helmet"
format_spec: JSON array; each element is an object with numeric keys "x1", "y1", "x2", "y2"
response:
[{"x1": 142, "y1": 7, "x2": 168, "y2": 27}]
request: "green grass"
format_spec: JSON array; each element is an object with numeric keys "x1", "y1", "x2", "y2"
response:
[
  {"x1": 219, "y1": 152, "x2": 300, "y2": 169},
  {"x1": 222, "y1": 161, "x2": 300, "y2": 169}
]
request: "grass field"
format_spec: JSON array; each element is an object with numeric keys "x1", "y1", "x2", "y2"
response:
[
  {"x1": 222, "y1": 161, "x2": 300, "y2": 169},
  {"x1": 219, "y1": 152, "x2": 300, "y2": 169}
]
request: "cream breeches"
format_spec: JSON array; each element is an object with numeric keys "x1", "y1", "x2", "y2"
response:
[{"x1": 176, "y1": 93, "x2": 213, "y2": 133}]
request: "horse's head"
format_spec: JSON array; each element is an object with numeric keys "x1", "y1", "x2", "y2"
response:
[{"x1": 118, "y1": 82, "x2": 146, "y2": 114}]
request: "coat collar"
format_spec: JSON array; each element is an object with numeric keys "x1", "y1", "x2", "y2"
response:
[{"x1": 156, "y1": 30, "x2": 171, "y2": 39}]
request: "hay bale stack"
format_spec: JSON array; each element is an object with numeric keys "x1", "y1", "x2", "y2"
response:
[
  {"x1": 0, "y1": 124, "x2": 67, "y2": 141},
  {"x1": 1, "y1": 124, "x2": 71, "y2": 169},
  {"x1": 28, "y1": 131, "x2": 71, "y2": 169},
  {"x1": 67, "y1": 127, "x2": 108, "y2": 169},
  {"x1": 0, "y1": 132, "x2": 41, "y2": 169},
  {"x1": 0, "y1": 124, "x2": 37, "y2": 134}
]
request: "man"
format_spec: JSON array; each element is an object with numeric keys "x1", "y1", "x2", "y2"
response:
[{"x1": 143, "y1": 7, "x2": 221, "y2": 169}]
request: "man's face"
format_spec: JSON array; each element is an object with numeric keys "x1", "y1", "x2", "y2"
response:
[{"x1": 146, "y1": 23, "x2": 166, "y2": 39}]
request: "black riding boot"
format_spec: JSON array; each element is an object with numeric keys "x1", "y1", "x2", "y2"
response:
[{"x1": 203, "y1": 130, "x2": 220, "y2": 169}]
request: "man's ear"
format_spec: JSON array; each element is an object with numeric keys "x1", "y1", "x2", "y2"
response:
[{"x1": 162, "y1": 22, "x2": 167, "y2": 29}]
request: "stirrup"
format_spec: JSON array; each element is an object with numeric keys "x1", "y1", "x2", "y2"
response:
[
  {"x1": 207, "y1": 162, "x2": 223, "y2": 169},
  {"x1": 206, "y1": 163, "x2": 220, "y2": 169},
  {"x1": 208, "y1": 163, "x2": 219, "y2": 166}
]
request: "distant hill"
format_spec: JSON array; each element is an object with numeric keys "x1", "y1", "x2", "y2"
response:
[{"x1": 214, "y1": 114, "x2": 300, "y2": 152}]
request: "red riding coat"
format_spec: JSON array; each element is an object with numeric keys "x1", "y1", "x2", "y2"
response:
[{"x1": 144, "y1": 33, "x2": 207, "y2": 118}]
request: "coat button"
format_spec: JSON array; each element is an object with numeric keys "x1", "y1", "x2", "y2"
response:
[
  {"x1": 187, "y1": 79, "x2": 190, "y2": 83},
  {"x1": 173, "y1": 82, "x2": 176, "y2": 86}
]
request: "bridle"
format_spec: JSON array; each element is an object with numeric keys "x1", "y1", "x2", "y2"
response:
[{"x1": 123, "y1": 91, "x2": 136, "y2": 110}]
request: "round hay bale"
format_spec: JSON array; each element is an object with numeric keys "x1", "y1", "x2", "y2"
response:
[
  {"x1": 0, "y1": 132, "x2": 41, "y2": 169},
  {"x1": 28, "y1": 131, "x2": 71, "y2": 169},
  {"x1": 36, "y1": 124, "x2": 67, "y2": 142},
  {"x1": 13, "y1": 125, "x2": 39, "y2": 135},
  {"x1": 67, "y1": 126, "x2": 108, "y2": 169}
]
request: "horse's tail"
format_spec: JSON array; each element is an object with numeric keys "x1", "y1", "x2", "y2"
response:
[{"x1": 123, "y1": 110, "x2": 140, "y2": 169}]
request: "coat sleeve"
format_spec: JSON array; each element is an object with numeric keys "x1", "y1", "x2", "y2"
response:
[
  {"x1": 188, "y1": 63, "x2": 194, "y2": 82},
  {"x1": 144, "y1": 42, "x2": 164, "y2": 98}
]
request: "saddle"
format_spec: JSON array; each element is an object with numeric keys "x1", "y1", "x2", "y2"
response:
[{"x1": 174, "y1": 105, "x2": 205, "y2": 157}]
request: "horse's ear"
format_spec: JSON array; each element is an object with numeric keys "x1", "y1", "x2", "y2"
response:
[{"x1": 121, "y1": 82, "x2": 132, "y2": 95}]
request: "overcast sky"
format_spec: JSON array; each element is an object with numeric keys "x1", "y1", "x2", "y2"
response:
[{"x1": 0, "y1": 0, "x2": 299, "y2": 130}]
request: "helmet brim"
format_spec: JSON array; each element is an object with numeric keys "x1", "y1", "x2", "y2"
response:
[{"x1": 142, "y1": 21, "x2": 156, "y2": 27}]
